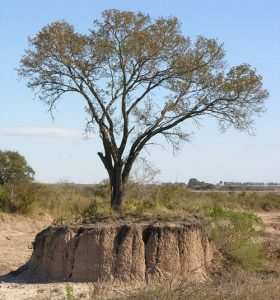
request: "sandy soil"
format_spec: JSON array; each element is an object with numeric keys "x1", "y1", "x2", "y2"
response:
[
  {"x1": 0, "y1": 213, "x2": 139, "y2": 299},
  {"x1": 256, "y1": 212, "x2": 280, "y2": 236},
  {"x1": 0, "y1": 211, "x2": 279, "y2": 300},
  {"x1": 0, "y1": 213, "x2": 53, "y2": 275}
]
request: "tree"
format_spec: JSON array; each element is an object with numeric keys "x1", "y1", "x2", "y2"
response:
[
  {"x1": 188, "y1": 178, "x2": 214, "y2": 190},
  {"x1": 0, "y1": 151, "x2": 35, "y2": 185},
  {"x1": 188, "y1": 178, "x2": 199, "y2": 187},
  {"x1": 18, "y1": 10, "x2": 268, "y2": 210}
]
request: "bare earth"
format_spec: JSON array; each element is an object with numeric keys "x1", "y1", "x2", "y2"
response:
[
  {"x1": 0, "y1": 213, "x2": 125, "y2": 299},
  {"x1": 0, "y1": 211, "x2": 279, "y2": 299}
]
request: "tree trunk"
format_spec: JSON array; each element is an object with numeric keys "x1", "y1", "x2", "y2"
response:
[
  {"x1": 111, "y1": 181, "x2": 123, "y2": 211},
  {"x1": 98, "y1": 151, "x2": 135, "y2": 211},
  {"x1": 110, "y1": 166, "x2": 124, "y2": 211}
]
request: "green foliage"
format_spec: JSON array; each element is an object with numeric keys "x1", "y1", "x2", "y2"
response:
[
  {"x1": 65, "y1": 284, "x2": 75, "y2": 300},
  {"x1": 206, "y1": 207, "x2": 265, "y2": 270},
  {"x1": 123, "y1": 199, "x2": 153, "y2": 215},
  {"x1": 0, "y1": 150, "x2": 34, "y2": 185},
  {"x1": 81, "y1": 200, "x2": 98, "y2": 223}
]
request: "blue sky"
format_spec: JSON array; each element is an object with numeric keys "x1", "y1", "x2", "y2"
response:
[{"x1": 0, "y1": 0, "x2": 279, "y2": 184}]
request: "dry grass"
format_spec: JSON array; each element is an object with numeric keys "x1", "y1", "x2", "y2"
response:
[
  {"x1": 26, "y1": 182, "x2": 278, "y2": 300},
  {"x1": 121, "y1": 271, "x2": 280, "y2": 300},
  {"x1": 1, "y1": 182, "x2": 280, "y2": 219},
  {"x1": 0, "y1": 182, "x2": 280, "y2": 299}
]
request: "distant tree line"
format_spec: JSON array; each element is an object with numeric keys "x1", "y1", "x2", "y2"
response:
[
  {"x1": 187, "y1": 178, "x2": 280, "y2": 190},
  {"x1": 187, "y1": 178, "x2": 214, "y2": 190},
  {"x1": 222, "y1": 182, "x2": 279, "y2": 187}
]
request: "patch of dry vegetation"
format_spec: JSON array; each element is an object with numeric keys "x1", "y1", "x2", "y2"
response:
[
  {"x1": 121, "y1": 270, "x2": 280, "y2": 300},
  {"x1": 1, "y1": 182, "x2": 280, "y2": 299},
  {"x1": 1, "y1": 182, "x2": 280, "y2": 218}
]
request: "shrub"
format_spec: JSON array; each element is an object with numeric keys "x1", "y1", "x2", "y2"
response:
[
  {"x1": 8, "y1": 182, "x2": 44, "y2": 214},
  {"x1": 206, "y1": 207, "x2": 265, "y2": 270},
  {"x1": 81, "y1": 200, "x2": 98, "y2": 223},
  {"x1": 123, "y1": 199, "x2": 153, "y2": 215},
  {"x1": 151, "y1": 185, "x2": 185, "y2": 209}
]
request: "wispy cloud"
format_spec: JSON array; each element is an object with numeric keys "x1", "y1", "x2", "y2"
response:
[{"x1": 0, "y1": 128, "x2": 95, "y2": 138}]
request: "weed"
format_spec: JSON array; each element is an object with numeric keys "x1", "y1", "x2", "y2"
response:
[
  {"x1": 65, "y1": 284, "x2": 75, "y2": 300},
  {"x1": 123, "y1": 199, "x2": 153, "y2": 215},
  {"x1": 81, "y1": 200, "x2": 98, "y2": 223}
]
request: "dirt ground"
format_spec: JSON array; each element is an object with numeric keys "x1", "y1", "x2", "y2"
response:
[
  {"x1": 0, "y1": 211, "x2": 279, "y2": 300},
  {"x1": 0, "y1": 213, "x2": 144, "y2": 299},
  {"x1": 257, "y1": 212, "x2": 280, "y2": 235}
]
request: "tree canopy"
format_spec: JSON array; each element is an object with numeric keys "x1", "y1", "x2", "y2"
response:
[
  {"x1": 18, "y1": 9, "x2": 268, "y2": 209},
  {"x1": 0, "y1": 150, "x2": 35, "y2": 185}
]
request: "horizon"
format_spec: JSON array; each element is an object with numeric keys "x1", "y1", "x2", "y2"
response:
[
  {"x1": 33, "y1": 180, "x2": 280, "y2": 185},
  {"x1": 1, "y1": 0, "x2": 279, "y2": 184}
]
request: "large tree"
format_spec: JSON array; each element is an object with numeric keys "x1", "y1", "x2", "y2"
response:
[
  {"x1": 18, "y1": 10, "x2": 268, "y2": 210},
  {"x1": 0, "y1": 151, "x2": 35, "y2": 185}
]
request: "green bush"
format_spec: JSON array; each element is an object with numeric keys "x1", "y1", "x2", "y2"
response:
[
  {"x1": 81, "y1": 200, "x2": 98, "y2": 223},
  {"x1": 206, "y1": 207, "x2": 265, "y2": 270},
  {"x1": 123, "y1": 199, "x2": 153, "y2": 215}
]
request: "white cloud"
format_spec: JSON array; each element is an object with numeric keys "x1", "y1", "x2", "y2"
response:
[{"x1": 0, "y1": 127, "x2": 95, "y2": 138}]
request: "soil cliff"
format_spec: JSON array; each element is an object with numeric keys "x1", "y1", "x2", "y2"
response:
[{"x1": 25, "y1": 220, "x2": 213, "y2": 284}]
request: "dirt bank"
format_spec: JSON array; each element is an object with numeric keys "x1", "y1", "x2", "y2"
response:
[
  {"x1": 0, "y1": 212, "x2": 279, "y2": 299},
  {"x1": 0, "y1": 213, "x2": 52, "y2": 275},
  {"x1": 24, "y1": 220, "x2": 213, "y2": 284}
]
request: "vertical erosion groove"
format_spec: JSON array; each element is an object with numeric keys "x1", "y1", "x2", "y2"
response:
[
  {"x1": 26, "y1": 223, "x2": 213, "y2": 283},
  {"x1": 177, "y1": 228, "x2": 183, "y2": 275},
  {"x1": 142, "y1": 227, "x2": 152, "y2": 283},
  {"x1": 114, "y1": 225, "x2": 129, "y2": 254},
  {"x1": 142, "y1": 227, "x2": 152, "y2": 245},
  {"x1": 68, "y1": 233, "x2": 79, "y2": 280},
  {"x1": 130, "y1": 229, "x2": 136, "y2": 279},
  {"x1": 156, "y1": 227, "x2": 161, "y2": 265}
]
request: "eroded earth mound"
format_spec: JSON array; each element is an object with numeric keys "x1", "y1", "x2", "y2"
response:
[{"x1": 24, "y1": 220, "x2": 214, "y2": 284}]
